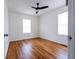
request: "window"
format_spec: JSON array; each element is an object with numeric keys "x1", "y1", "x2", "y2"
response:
[
  {"x1": 58, "y1": 12, "x2": 68, "y2": 35},
  {"x1": 23, "y1": 19, "x2": 31, "y2": 33}
]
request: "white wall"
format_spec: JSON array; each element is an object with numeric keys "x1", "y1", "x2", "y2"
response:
[
  {"x1": 4, "y1": 0, "x2": 9, "y2": 57},
  {"x1": 39, "y1": 6, "x2": 68, "y2": 45},
  {"x1": 8, "y1": 6, "x2": 68, "y2": 45},
  {"x1": 8, "y1": 11, "x2": 39, "y2": 41}
]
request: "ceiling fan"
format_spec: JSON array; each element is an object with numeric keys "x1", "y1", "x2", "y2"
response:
[{"x1": 31, "y1": 3, "x2": 49, "y2": 14}]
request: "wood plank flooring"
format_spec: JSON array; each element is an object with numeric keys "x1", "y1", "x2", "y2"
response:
[{"x1": 6, "y1": 38, "x2": 68, "y2": 59}]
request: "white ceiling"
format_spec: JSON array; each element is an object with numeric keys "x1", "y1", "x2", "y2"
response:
[{"x1": 7, "y1": 0, "x2": 66, "y2": 16}]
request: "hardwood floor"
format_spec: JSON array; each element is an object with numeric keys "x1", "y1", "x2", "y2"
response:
[{"x1": 6, "y1": 38, "x2": 68, "y2": 59}]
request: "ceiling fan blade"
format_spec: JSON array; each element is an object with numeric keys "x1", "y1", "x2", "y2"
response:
[
  {"x1": 66, "y1": 0, "x2": 68, "y2": 6},
  {"x1": 39, "y1": 6, "x2": 48, "y2": 9},
  {"x1": 31, "y1": 6, "x2": 36, "y2": 9}
]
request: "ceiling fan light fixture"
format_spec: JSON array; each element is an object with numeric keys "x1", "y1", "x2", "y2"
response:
[{"x1": 36, "y1": 11, "x2": 38, "y2": 14}]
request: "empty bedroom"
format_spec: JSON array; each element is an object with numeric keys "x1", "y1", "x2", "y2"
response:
[{"x1": 4, "y1": 0, "x2": 68, "y2": 59}]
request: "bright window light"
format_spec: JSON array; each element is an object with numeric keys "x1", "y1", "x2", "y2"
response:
[
  {"x1": 23, "y1": 19, "x2": 31, "y2": 33},
  {"x1": 58, "y1": 12, "x2": 68, "y2": 35}
]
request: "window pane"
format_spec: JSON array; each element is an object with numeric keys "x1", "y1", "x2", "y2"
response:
[
  {"x1": 58, "y1": 12, "x2": 68, "y2": 35},
  {"x1": 23, "y1": 19, "x2": 31, "y2": 33},
  {"x1": 58, "y1": 12, "x2": 68, "y2": 25},
  {"x1": 58, "y1": 25, "x2": 68, "y2": 35}
]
